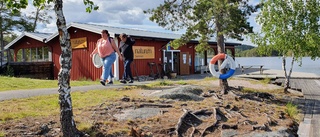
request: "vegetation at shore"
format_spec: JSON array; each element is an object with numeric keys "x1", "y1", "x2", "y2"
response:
[{"x1": 235, "y1": 45, "x2": 299, "y2": 57}]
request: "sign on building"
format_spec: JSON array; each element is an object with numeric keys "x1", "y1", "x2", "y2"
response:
[
  {"x1": 133, "y1": 46, "x2": 155, "y2": 59},
  {"x1": 71, "y1": 37, "x2": 87, "y2": 49}
]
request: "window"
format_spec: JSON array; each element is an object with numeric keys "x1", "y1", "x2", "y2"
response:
[{"x1": 16, "y1": 46, "x2": 51, "y2": 62}]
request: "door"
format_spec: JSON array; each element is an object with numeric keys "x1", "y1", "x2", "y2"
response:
[
  {"x1": 163, "y1": 50, "x2": 180, "y2": 73},
  {"x1": 180, "y1": 52, "x2": 190, "y2": 75}
]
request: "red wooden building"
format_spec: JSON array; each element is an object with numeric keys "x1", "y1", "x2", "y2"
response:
[{"x1": 4, "y1": 22, "x2": 240, "y2": 80}]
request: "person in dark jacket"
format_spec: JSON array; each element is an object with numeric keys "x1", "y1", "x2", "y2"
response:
[{"x1": 119, "y1": 33, "x2": 135, "y2": 83}]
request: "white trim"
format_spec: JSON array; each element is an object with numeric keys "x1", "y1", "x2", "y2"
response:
[
  {"x1": 162, "y1": 49, "x2": 180, "y2": 52},
  {"x1": 4, "y1": 32, "x2": 50, "y2": 50},
  {"x1": 114, "y1": 35, "x2": 119, "y2": 80},
  {"x1": 162, "y1": 50, "x2": 180, "y2": 72}
]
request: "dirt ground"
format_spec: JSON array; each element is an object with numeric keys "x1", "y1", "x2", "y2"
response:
[{"x1": 0, "y1": 79, "x2": 302, "y2": 137}]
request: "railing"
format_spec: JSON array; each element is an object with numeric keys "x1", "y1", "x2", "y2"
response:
[{"x1": 240, "y1": 65, "x2": 264, "y2": 74}]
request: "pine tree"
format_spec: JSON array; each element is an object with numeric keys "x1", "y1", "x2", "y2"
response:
[{"x1": 146, "y1": 0, "x2": 260, "y2": 94}]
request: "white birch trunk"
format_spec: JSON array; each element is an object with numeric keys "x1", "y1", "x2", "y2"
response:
[
  {"x1": 54, "y1": 0, "x2": 81, "y2": 136},
  {"x1": 282, "y1": 54, "x2": 294, "y2": 93}
]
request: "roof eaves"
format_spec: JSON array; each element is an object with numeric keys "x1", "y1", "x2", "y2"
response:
[
  {"x1": 4, "y1": 32, "x2": 51, "y2": 50},
  {"x1": 4, "y1": 33, "x2": 25, "y2": 50},
  {"x1": 45, "y1": 22, "x2": 109, "y2": 42},
  {"x1": 25, "y1": 32, "x2": 46, "y2": 41},
  {"x1": 45, "y1": 23, "x2": 73, "y2": 42}
]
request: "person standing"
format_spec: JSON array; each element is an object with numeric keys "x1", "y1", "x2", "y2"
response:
[
  {"x1": 90, "y1": 30, "x2": 122, "y2": 86},
  {"x1": 119, "y1": 33, "x2": 135, "y2": 84}
]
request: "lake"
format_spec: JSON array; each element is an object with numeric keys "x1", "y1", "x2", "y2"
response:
[{"x1": 234, "y1": 57, "x2": 320, "y2": 75}]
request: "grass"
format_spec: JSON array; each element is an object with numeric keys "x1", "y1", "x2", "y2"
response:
[
  {"x1": 0, "y1": 77, "x2": 190, "y2": 122},
  {"x1": 260, "y1": 77, "x2": 272, "y2": 84},
  {"x1": 0, "y1": 76, "x2": 302, "y2": 136},
  {"x1": 0, "y1": 88, "x2": 133, "y2": 122},
  {"x1": 203, "y1": 76, "x2": 218, "y2": 81},
  {"x1": 0, "y1": 76, "x2": 99, "y2": 92},
  {"x1": 286, "y1": 102, "x2": 298, "y2": 119},
  {"x1": 240, "y1": 86, "x2": 285, "y2": 94},
  {"x1": 146, "y1": 80, "x2": 175, "y2": 87}
]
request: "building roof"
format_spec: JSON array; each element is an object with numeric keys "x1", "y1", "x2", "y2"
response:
[
  {"x1": 4, "y1": 32, "x2": 52, "y2": 50},
  {"x1": 45, "y1": 22, "x2": 186, "y2": 42},
  {"x1": 5, "y1": 22, "x2": 241, "y2": 50}
]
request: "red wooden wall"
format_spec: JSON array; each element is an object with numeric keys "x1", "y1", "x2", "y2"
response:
[
  {"x1": 9, "y1": 27, "x2": 237, "y2": 81},
  {"x1": 13, "y1": 37, "x2": 47, "y2": 61}
]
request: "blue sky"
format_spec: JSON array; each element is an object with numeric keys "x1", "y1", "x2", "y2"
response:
[{"x1": 21, "y1": 0, "x2": 261, "y2": 46}]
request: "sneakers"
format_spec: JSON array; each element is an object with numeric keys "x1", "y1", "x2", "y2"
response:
[
  {"x1": 120, "y1": 79, "x2": 127, "y2": 84},
  {"x1": 100, "y1": 80, "x2": 106, "y2": 86},
  {"x1": 107, "y1": 80, "x2": 113, "y2": 84},
  {"x1": 128, "y1": 80, "x2": 134, "y2": 83}
]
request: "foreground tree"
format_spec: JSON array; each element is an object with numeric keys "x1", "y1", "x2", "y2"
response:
[
  {"x1": 252, "y1": 0, "x2": 320, "y2": 92},
  {"x1": 146, "y1": 0, "x2": 260, "y2": 94},
  {"x1": 5, "y1": 0, "x2": 98, "y2": 136}
]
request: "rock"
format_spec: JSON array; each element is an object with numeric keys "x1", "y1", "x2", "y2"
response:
[
  {"x1": 159, "y1": 85, "x2": 205, "y2": 101},
  {"x1": 221, "y1": 129, "x2": 238, "y2": 137},
  {"x1": 243, "y1": 120, "x2": 258, "y2": 125},
  {"x1": 222, "y1": 124, "x2": 238, "y2": 129},
  {"x1": 253, "y1": 124, "x2": 271, "y2": 131},
  {"x1": 36, "y1": 124, "x2": 50, "y2": 135},
  {"x1": 267, "y1": 116, "x2": 278, "y2": 126},
  {"x1": 245, "y1": 127, "x2": 294, "y2": 137},
  {"x1": 121, "y1": 96, "x2": 130, "y2": 102},
  {"x1": 113, "y1": 108, "x2": 162, "y2": 121},
  {"x1": 231, "y1": 106, "x2": 239, "y2": 111}
]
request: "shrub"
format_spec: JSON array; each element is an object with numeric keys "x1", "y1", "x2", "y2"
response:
[
  {"x1": 3, "y1": 65, "x2": 14, "y2": 77},
  {"x1": 286, "y1": 102, "x2": 298, "y2": 118}
]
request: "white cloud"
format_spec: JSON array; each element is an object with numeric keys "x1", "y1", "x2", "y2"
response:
[{"x1": 18, "y1": 0, "x2": 260, "y2": 46}]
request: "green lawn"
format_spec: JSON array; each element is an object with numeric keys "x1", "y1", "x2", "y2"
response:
[{"x1": 0, "y1": 76, "x2": 99, "y2": 92}]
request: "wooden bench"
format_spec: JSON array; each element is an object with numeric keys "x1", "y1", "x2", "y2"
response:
[{"x1": 241, "y1": 65, "x2": 264, "y2": 74}]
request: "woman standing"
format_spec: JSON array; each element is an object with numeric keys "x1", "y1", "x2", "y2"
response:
[{"x1": 91, "y1": 30, "x2": 122, "y2": 86}]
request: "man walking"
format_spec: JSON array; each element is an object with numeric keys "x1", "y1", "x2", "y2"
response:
[{"x1": 119, "y1": 33, "x2": 135, "y2": 84}]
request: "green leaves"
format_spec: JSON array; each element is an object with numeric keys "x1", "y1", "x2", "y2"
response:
[
  {"x1": 146, "y1": 0, "x2": 259, "y2": 52},
  {"x1": 5, "y1": 0, "x2": 28, "y2": 13},
  {"x1": 83, "y1": 0, "x2": 99, "y2": 13},
  {"x1": 4, "y1": 0, "x2": 99, "y2": 14},
  {"x1": 254, "y1": 0, "x2": 320, "y2": 60}
]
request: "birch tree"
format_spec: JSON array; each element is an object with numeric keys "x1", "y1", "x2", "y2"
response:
[
  {"x1": 5, "y1": 0, "x2": 98, "y2": 136},
  {"x1": 146, "y1": 0, "x2": 260, "y2": 94},
  {"x1": 252, "y1": 0, "x2": 320, "y2": 92}
]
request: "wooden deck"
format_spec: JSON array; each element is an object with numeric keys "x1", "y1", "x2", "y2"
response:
[
  {"x1": 281, "y1": 79, "x2": 320, "y2": 137},
  {"x1": 234, "y1": 68, "x2": 320, "y2": 136}
]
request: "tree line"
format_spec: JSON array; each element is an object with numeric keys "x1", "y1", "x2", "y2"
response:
[{"x1": 0, "y1": 1, "x2": 52, "y2": 51}]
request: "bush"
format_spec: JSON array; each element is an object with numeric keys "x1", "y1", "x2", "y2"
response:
[
  {"x1": 3, "y1": 65, "x2": 14, "y2": 77},
  {"x1": 286, "y1": 102, "x2": 298, "y2": 119}
]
